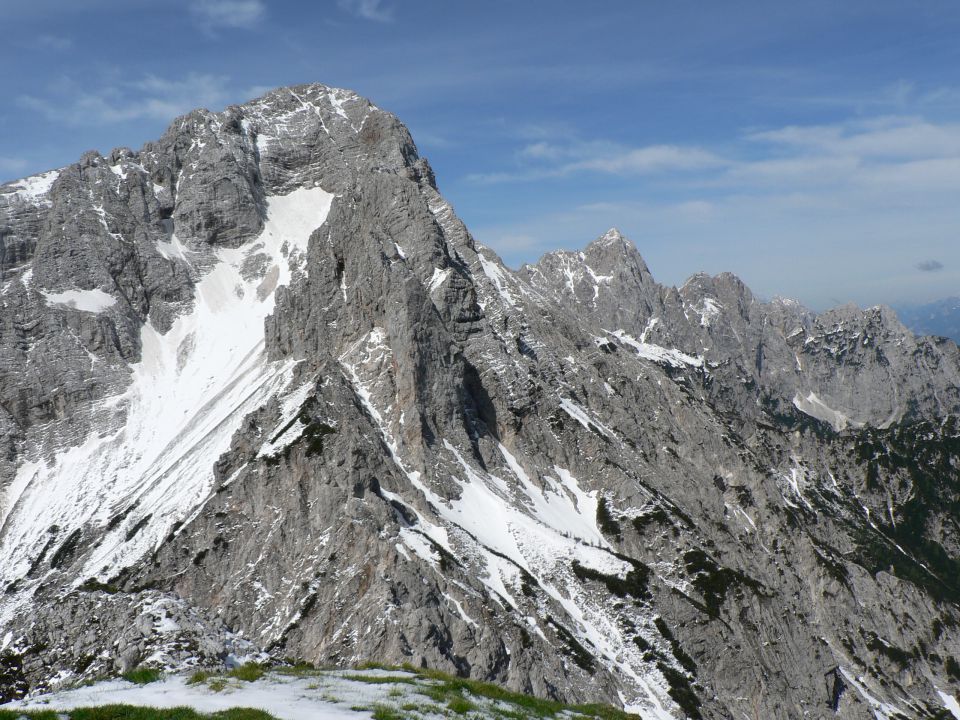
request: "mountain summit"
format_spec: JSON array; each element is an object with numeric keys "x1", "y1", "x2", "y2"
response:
[{"x1": 1, "y1": 83, "x2": 958, "y2": 719}]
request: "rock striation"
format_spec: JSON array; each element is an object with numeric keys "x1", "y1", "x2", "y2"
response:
[{"x1": 1, "y1": 83, "x2": 958, "y2": 719}]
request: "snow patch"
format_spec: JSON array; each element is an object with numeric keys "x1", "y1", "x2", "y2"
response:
[
  {"x1": 938, "y1": 691, "x2": 960, "y2": 720},
  {"x1": 8, "y1": 170, "x2": 60, "y2": 205},
  {"x1": 607, "y1": 329, "x2": 702, "y2": 368},
  {"x1": 41, "y1": 288, "x2": 116, "y2": 313},
  {"x1": 428, "y1": 267, "x2": 451, "y2": 293},
  {"x1": 1, "y1": 187, "x2": 334, "y2": 620},
  {"x1": 839, "y1": 667, "x2": 906, "y2": 720},
  {"x1": 478, "y1": 253, "x2": 516, "y2": 307},
  {"x1": 792, "y1": 391, "x2": 861, "y2": 432},
  {"x1": 559, "y1": 397, "x2": 615, "y2": 439}
]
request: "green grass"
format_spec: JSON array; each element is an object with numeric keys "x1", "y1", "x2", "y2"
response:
[
  {"x1": 337, "y1": 662, "x2": 640, "y2": 719},
  {"x1": 186, "y1": 669, "x2": 216, "y2": 685},
  {"x1": 226, "y1": 664, "x2": 266, "y2": 682},
  {"x1": 0, "y1": 707, "x2": 278, "y2": 720},
  {"x1": 207, "y1": 678, "x2": 230, "y2": 693},
  {"x1": 11, "y1": 660, "x2": 639, "y2": 720},
  {"x1": 121, "y1": 668, "x2": 163, "y2": 685},
  {"x1": 341, "y1": 673, "x2": 418, "y2": 685},
  {"x1": 370, "y1": 706, "x2": 404, "y2": 720},
  {"x1": 447, "y1": 695, "x2": 476, "y2": 714}
]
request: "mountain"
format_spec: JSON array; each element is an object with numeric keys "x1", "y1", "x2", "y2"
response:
[
  {"x1": 1, "y1": 83, "x2": 959, "y2": 719},
  {"x1": 896, "y1": 297, "x2": 960, "y2": 345}
]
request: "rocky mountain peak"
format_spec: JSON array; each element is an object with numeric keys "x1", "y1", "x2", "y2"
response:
[{"x1": 1, "y1": 82, "x2": 959, "y2": 720}]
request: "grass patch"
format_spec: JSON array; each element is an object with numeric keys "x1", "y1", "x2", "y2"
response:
[
  {"x1": 342, "y1": 673, "x2": 418, "y2": 685},
  {"x1": 186, "y1": 670, "x2": 216, "y2": 685},
  {"x1": 77, "y1": 579, "x2": 120, "y2": 594},
  {"x1": 227, "y1": 664, "x2": 266, "y2": 682},
  {"x1": 397, "y1": 664, "x2": 637, "y2": 718},
  {"x1": 370, "y1": 706, "x2": 403, "y2": 720},
  {"x1": 121, "y1": 668, "x2": 163, "y2": 685},
  {"x1": 447, "y1": 695, "x2": 475, "y2": 714}
]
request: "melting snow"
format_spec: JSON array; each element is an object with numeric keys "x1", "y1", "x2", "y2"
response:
[
  {"x1": 839, "y1": 667, "x2": 906, "y2": 720},
  {"x1": 792, "y1": 391, "x2": 860, "y2": 432},
  {"x1": 156, "y1": 231, "x2": 193, "y2": 262},
  {"x1": 428, "y1": 267, "x2": 451, "y2": 293},
  {"x1": 607, "y1": 329, "x2": 702, "y2": 368},
  {"x1": 8, "y1": 169, "x2": 60, "y2": 205},
  {"x1": 0, "y1": 187, "x2": 334, "y2": 623},
  {"x1": 938, "y1": 691, "x2": 960, "y2": 720},
  {"x1": 478, "y1": 254, "x2": 516, "y2": 307},
  {"x1": 41, "y1": 288, "x2": 116, "y2": 313},
  {"x1": 558, "y1": 397, "x2": 616, "y2": 439},
  {"x1": 698, "y1": 297, "x2": 722, "y2": 327}
]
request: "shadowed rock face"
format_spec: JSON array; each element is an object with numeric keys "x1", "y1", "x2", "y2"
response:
[{"x1": 1, "y1": 83, "x2": 959, "y2": 719}]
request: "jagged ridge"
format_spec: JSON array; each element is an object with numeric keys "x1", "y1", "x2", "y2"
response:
[{"x1": 1, "y1": 83, "x2": 959, "y2": 720}]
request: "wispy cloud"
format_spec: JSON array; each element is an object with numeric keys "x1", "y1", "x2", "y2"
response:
[
  {"x1": 473, "y1": 113, "x2": 960, "y2": 307},
  {"x1": 337, "y1": 0, "x2": 392, "y2": 22},
  {"x1": 468, "y1": 137, "x2": 723, "y2": 184},
  {"x1": 18, "y1": 72, "x2": 235, "y2": 125},
  {"x1": 190, "y1": 0, "x2": 265, "y2": 31}
]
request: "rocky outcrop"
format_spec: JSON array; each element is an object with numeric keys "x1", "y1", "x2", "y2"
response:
[{"x1": 1, "y1": 83, "x2": 958, "y2": 719}]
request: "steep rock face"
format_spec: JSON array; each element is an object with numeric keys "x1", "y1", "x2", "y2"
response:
[{"x1": 1, "y1": 83, "x2": 959, "y2": 719}]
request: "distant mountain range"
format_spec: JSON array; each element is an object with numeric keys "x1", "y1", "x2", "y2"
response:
[
  {"x1": 896, "y1": 297, "x2": 960, "y2": 343},
  {"x1": 1, "y1": 82, "x2": 959, "y2": 719}
]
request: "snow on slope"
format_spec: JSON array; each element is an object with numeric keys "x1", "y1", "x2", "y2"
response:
[
  {"x1": 792, "y1": 391, "x2": 862, "y2": 432},
  {"x1": 607, "y1": 329, "x2": 702, "y2": 369},
  {"x1": 13, "y1": 673, "x2": 385, "y2": 720},
  {"x1": 11, "y1": 667, "x2": 638, "y2": 719},
  {"x1": 0, "y1": 187, "x2": 334, "y2": 623},
  {"x1": 338, "y1": 327, "x2": 678, "y2": 719},
  {"x1": 41, "y1": 288, "x2": 117, "y2": 313},
  {"x1": 6, "y1": 169, "x2": 60, "y2": 206}
]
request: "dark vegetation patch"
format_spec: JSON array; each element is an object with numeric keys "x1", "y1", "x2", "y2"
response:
[
  {"x1": 862, "y1": 631, "x2": 914, "y2": 669},
  {"x1": 653, "y1": 618, "x2": 697, "y2": 674},
  {"x1": 571, "y1": 559, "x2": 650, "y2": 603},
  {"x1": 49, "y1": 529, "x2": 83, "y2": 569},
  {"x1": 595, "y1": 497, "x2": 622, "y2": 538},
  {"x1": 78, "y1": 579, "x2": 120, "y2": 594},
  {"x1": 545, "y1": 616, "x2": 596, "y2": 673},
  {"x1": 631, "y1": 507, "x2": 670, "y2": 534},
  {"x1": 656, "y1": 662, "x2": 702, "y2": 720},
  {"x1": 0, "y1": 651, "x2": 28, "y2": 703},
  {"x1": 263, "y1": 395, "x2": 335, "y2": 467},
  {"x1": 124, "y1": 515, "x2": 152, "y2": 542},
  {"x1": 848, "y1": 417, "x2": 960, "y2": 605},
  {"x1": 682, "y1": 549, "x2": 764, "y2": 618}
]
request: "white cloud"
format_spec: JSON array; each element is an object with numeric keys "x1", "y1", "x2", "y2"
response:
[
  {"x1": 468, "y1": 138, "x2": 723, "y2": 184},
  {"x1": 337, "y1": 0, "x2": 392, "y2": 22},
  {"x1": 569, "y1": 145, "x2": 723, "y2": 174},
  {"x1": 473, "y1": 114, "x2": 960, "y2": 308},
  {"x1": 747, "y1": 116, "x2": 960, "y2": 160},
  {"x1": 190, "y1": 0, "x2": 265, "y2": 30},
  {"x1": 18, "y1": 73, "x2": 234, "y2": 125}
]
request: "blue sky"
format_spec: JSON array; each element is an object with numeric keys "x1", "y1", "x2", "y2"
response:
[{"x1": 2, "y1": 0, "x2": 959, "y2": 310}]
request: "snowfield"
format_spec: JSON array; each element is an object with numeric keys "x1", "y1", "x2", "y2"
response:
[
  {"x1": 0, "y1": 187, "x2": 334, "y2": 626},
  {"x1": 9, "y1": 668, "x2": 641, "y2": 719}
]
